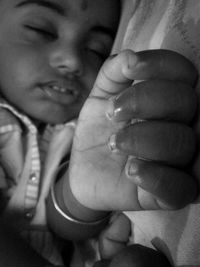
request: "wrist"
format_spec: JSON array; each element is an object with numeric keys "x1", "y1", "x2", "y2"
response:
[
  {"x1": 57, "y1": 163, "x2": 109, "y2": 222},
  {"x1": 46, "y1": 162, "x2": 111, "y2": 241}
]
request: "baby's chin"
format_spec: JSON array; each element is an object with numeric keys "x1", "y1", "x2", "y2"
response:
[
  {"x1": 30, "y1": 109, "x2": 79, "y2": 126},
  {"x1": 21, "y1": 99, "x2": 84, "y2": 126},
  {"x1": 32, "y1": 115, "x2": 75, "y2": 126}
]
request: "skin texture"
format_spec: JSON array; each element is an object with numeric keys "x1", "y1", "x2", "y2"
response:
[
  {"x1": 68, "y1": 49, "x2": 198, "y2": 213},
  {"x1": 80, "y1": 0, "x2": 88, "y2": 11},
  {"x1": 0, "y1": 0, "x2": 120, "y2": 125},
  {"x1": 0, "y1": 1, "x2": 197, "y2": 267}
]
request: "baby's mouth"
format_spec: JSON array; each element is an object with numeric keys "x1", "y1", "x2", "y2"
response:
[
  {"x1": 43, "y1": 83, "x2": 79, "y2": 96},
  {"x1": 40, "y1": 81, "x2": 80, "y2": 104}
]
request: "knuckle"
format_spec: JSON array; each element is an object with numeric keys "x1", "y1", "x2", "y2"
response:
[
  {"x1": 156, "y1": 168, "x2": 197, "y2": 209},
  {"x1": 176, "y1": 84, "x2": 197, "y2": 121},
  {"x1": 130, "y1": 85, "x2": 140, "y2": 116},
  {"x1": 183, "y1": 87, "x2": 198, "y2": 118},
  {"x1": 173, "y1": 126, "x2": 196, "y2": 164}
]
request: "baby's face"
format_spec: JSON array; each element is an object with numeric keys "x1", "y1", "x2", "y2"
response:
[{"x1": 0, "y1": 0, "x2": 120, "y2": 124}]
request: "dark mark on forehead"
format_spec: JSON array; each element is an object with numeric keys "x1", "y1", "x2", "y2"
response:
[{"x1": 80, "y1": 0, "x2": 88, "y2": 11}]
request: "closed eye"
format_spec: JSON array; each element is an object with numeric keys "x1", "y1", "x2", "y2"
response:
[
  {"x1": 88, "y1": 48, "x2": 107, "y2": 60},
  {"x1": 86, "y1": 39, "x2": 111, "y2": 61},
  {"x1": 24, "y1": 25, "x2": 57, "y2": 40}
]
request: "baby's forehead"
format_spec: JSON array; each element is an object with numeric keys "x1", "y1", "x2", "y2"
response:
[
  {"x1": 0, "y1": 0, "x2": 120, "y2": 43},
  {"x1": 4, "y1": 0, "x2": 119, "y2": 10},
  {"x1": 3, "y1": 0, "x2": 120, "y2": 19},
  {"x1": 12, "y1": 1, "x2": 118, "y2": 27}
]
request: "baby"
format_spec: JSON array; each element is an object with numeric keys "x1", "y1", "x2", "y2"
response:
[
  {"x1": 0, "y1": 0, "x2": 121, "y2": 266},
  {"x1": 0, "y1": 0, "x2": 197, "y2": 267}
]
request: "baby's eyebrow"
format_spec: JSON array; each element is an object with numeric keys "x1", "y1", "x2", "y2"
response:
[
  {"x1": 16, "y1": 0, "x2": 116, "y2": 40},
  {"x1": 16, "y1": 0, "x2": 65, "y2": 16}
]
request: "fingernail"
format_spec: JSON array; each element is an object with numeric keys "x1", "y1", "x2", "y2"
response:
[
  {"x1": 127, "y1": 161, "x2": 138, "y2": 176},
  {"x1": 107, "y1": 107, "x2": 122, "y2": 121},
  {"x1": 128, "y1": 54, "x2": 138, "y2": 69},
  {"x1": 126, "y1": 159, "x2": 142, "y2": 184},
  {"x1": 108, "y1": 134, "x2": 119, "y2": 153},
  {"x1": 110, "y1": 53, "x2": 117, "y2": 58},
  {"x1": 106, "y1": 96, "x2": 124, "y2": 121},
  {"x1": 106, "y1": 99, "x2": 115, "y2": 120},
  {"x1": 125, "y1": 50, "x2": 138, "y2": 70}
]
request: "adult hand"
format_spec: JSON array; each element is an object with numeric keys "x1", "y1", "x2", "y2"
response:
[{"x1": 68, "y1": 49, "x2": 198, "y2": 212}]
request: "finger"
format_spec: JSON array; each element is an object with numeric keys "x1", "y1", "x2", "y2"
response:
[
  {"x1": 99, "y1": 213, "x2": 131, "y2": 259},
  {"x1": 109, "y1": 244, "x2": 172, "y2": 267},
  {"x1": 91, "y1": 50, "x2": 134, "y2": 98},
  {"x1": 108, "y1": 80, "x2": 197, "y2": 123},
  {"x1": 92, "y1": 49, "x2": 198, "y2": 99},
  {"x1": 126, "y1": 158, "x2": 198, "y2": 209},
  {"x1": 109, "y1": 121, "x2": 196, "y2": 166},
  {"x1": 129, "y1": 49, "x2": 198, "y2": 85}
]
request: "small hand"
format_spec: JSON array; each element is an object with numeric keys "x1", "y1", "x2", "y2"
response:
[
  {"x1": 69, "y1": 49, "x2": 198, "y2": 212},
  {"x1": 98, "y1": 213, "x2": 131, "y2": 259},
  {"x1": 93, "y1": 244, "x2": 172, "y2": 267}
]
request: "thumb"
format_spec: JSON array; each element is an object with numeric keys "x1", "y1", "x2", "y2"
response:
[
  {"x1": 91, "y1": 49, "x2": 198, "y2": 99},
  {"x1": 91, "y1": 50, "x2": 136, "y2": 98}
]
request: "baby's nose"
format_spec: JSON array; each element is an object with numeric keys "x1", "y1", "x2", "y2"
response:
[{"x1": 49, "y1": 41, "x2": 83, "y2": 76}]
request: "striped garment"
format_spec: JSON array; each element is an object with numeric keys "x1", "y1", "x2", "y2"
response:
[{"x1": 0, "y1": 97, "x2": 76, "y2": 266}]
